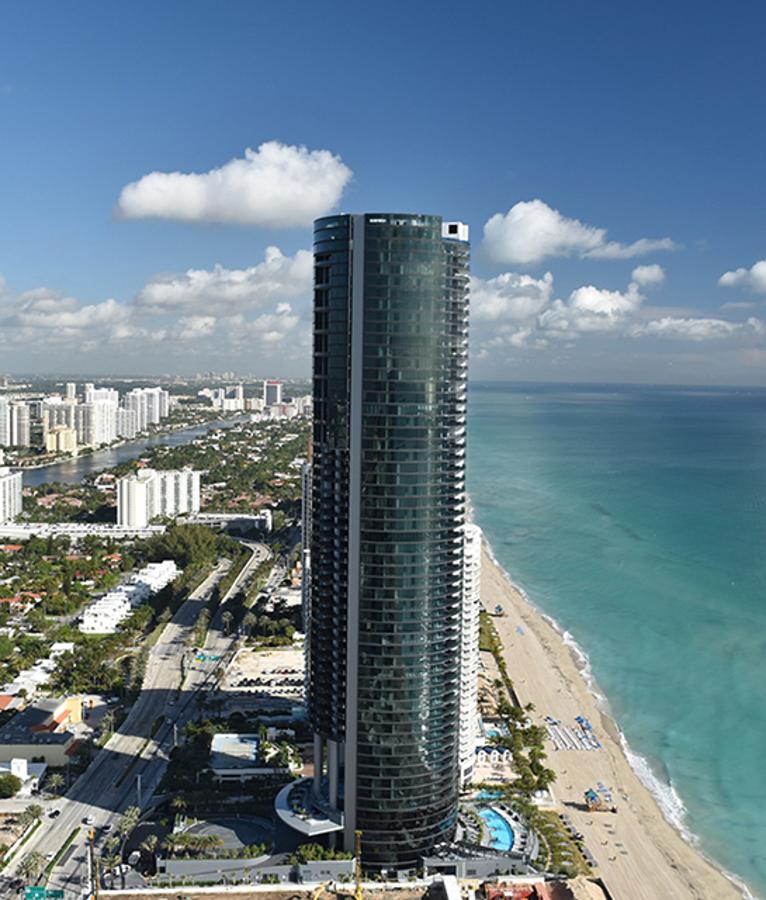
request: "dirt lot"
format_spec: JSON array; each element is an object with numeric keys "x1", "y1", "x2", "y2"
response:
[
  {"x1": 0, "y1": 812, "x2": 27, "y2": 853},
  {"x1": 222, "y1": 646, "x2": 304, "y2": 702}
]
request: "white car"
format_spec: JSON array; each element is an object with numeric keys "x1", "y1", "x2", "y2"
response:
[{"x1": 84, "y1": 815, "x2": 95, "y2": 826}]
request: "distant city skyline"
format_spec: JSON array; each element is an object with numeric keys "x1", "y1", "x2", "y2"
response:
[{"x1": 1, "y1": 2, "x2": 765, "y2": 384}]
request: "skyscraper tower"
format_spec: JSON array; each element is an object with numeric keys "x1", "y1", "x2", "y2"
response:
[{"x1": 308, "y1": 213, "x2": 470, "y2": 868}]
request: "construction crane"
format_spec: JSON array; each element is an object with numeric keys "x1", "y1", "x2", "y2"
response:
[{"x1": 312, "y1": 882, "x2": 329, "y2": 900}]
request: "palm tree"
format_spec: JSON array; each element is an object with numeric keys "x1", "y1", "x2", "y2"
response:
[
  {"x1": 123, "y1": 804, "x2": 141, "y2": 824},
  {"x1": 242, "y1": 611, "x2": 256, "y2": 636},
  {"x1": 102, "y1": 853, "x2": 120, "y2": 888},
  {"x1": 141, "y1": 834, "x2": 159, "y2": 855},
  {"x1": 25, "y1": 803, "x2": 44, "y2": 821},
  {"x1": 118, "y1": 805, "x2": 140, "y2": 837},
  {"x1": 18, "y1": 851, "x2": 46, "y2": 883},
  {"x1": 47, "y1": 771, "x2": 65, "y2": 794},
  {"x1": 104, "y1": 834, "x2": 120, "y2": 855},
  {"x1": 170, "y1": 794, "x2": 187, "y2": 815},
  {"x1": 276, "y1": 740, "x2": 291, "y2": 767},
  {"x1": 221, "y1": 609, "x2": 233, "y2": 634},
  {"x1": 161, "y1": 835, "x2": 178, "y2": 857},
  {"x1": 535, "y1": 767, "x2": 557, "y2": 792}
]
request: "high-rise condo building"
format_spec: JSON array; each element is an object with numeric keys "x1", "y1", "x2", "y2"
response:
[
  {"x1": 124, "y1": 390, "x2": 148, "y2": 432},
  {"x1": 124, "y1": 387, "x2": 170, "y2": 432},
  {"x1": 263, "y1": 379, "x2": 283, "y2": 407},
  {"x1": 45, "y1": 426, "x2": 78, "y2": 454},
  {"x1": 306, "y1": 213, "x2": 470, "y2": 868},
  {"x1": 0, "y1": 400, "x2": 10, "y2": 447},
  {"x1": 0, "y1": 401, "x2": 9, "y2": 448},
  {"x1": 301, "y1": 456, "x2": 313, "y2": 687},
  {"x1": 84, "y1": 385, "x2": 119, "y2": 405},
  {"x1": 117, "y1": 468, "x2": 201, "y2": 527},
  {"x1": 0, "y1": 467, "x2": 22, "y2": 523},
  {"x1": 459, "y1": 523, "x2": 482, "y2": 785},
  {"x1": 10, "y1": 403, "x2": 31, "y2": 447},
  {"x1": 117, "y1": 407, "x2": 139, "y2": 440},
  {"x1": 0, "y1": 401, "x2": 31, "y2": 448},
  {"x1": 75, "y1": 400, "x2": 118, "y2": 447},
  {"x1": 42, "y1": 397, "x2": 77, "y2": 435}
]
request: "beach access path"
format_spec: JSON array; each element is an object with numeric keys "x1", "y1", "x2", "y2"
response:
[{"x1": 481, "y1": 545, "x2": 743, "y2": 900}]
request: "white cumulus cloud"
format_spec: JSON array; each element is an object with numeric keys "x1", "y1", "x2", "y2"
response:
[
  {"x1": 171, "y1": 315, "x2": 218, "y2": 342},
  {"x1": 469, "y1": 260, "x2": 763, "y2": 363},
  {"x1": 538, "y1": 282, "x2": 644, "y2": 337},
  {"x1": 631, "y1": 264, "x2": 665, "y2": 287},
  {"x1": 136, "y1": 247, "x2": 312, "y2": 315},
  {"x1": 0, "y1": 282, "x2": 133, "y2": 350},
  {"x1": 470, "y1": 271, "x2": 553, "y2": 322},
  {"x1": 0, "y1": 251, "x2": 311, "y2": 362},
  {"x1": 116, "y1": 141, "x2": 352, "y2": 227},
  {"x1": 481, "y1": 199, "x2": 675, "y2": 266},
  {"x1": 719, "y1": 259, "x2": 766, "y2": 293},
  {"x1": 632, "y1": 316, "x2": 764, "y2": 341}
]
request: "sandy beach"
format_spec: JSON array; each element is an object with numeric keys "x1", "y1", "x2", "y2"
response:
[{"x1": 480, "y1": 543, "x2": 745, "y2": 900}]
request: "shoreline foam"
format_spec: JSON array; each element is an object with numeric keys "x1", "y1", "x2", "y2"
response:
[{"x1": 479, "y1": 533, "x2": 755, "y2": 899}]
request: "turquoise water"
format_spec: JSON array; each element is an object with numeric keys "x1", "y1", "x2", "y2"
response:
[
  {"x1": 480, "y1": 808, "x2": 515, "y2": 852},
  {"x1": 467, "y1": 383, "x2": 766, "y2": 897}
]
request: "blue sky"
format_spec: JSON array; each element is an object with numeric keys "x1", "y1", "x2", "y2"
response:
[{"x1": 1, "y1": 1, "x2": 765, "y2": 382}]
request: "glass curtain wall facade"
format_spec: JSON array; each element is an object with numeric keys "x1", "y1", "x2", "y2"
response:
[{"x1": 309, "y1": 213, "x2": 470, "y2": 868}]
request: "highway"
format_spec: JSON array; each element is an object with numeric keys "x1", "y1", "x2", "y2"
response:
[{"x1": 1, "y1": 540, "x2": 271, "y2": 898}]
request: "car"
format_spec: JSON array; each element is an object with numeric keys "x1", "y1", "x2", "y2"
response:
[
  {"x1": 45, "y1": 852, "x2": 55, "y2": 862},
  {"x1": 102, "y1": 823, "x2": 113, "y2": 833},
  {"x1": 49, "y1": 809, "x2": 61, "y2": 819},
  {"x1": 84, "y1": 815, "x2": 95, "y2": 825}
]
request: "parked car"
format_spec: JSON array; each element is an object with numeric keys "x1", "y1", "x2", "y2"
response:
[{"x1": 49, "y1": 809, "x2": 61, "y2": 819}]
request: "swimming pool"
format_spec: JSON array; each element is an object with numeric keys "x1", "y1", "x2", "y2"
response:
[
  {"x1": 476, "y1": 789, "x2": 502, "y2": 801},
  {"x1": 479, "y1": 807, "x2": 515, "y2": 852}
]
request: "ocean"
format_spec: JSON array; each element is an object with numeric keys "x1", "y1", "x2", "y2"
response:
[{"x1": 466, "y1": 382, "x2": 766, "y2": 898}]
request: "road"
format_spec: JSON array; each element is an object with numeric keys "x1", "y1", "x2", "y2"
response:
[{"x1": 1, "y1": 541, "x2": 270, "y2": 898}]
